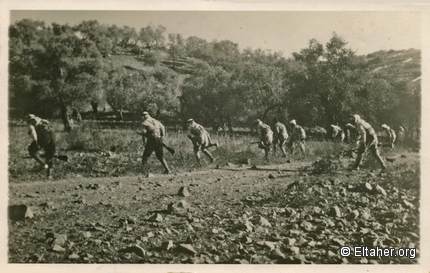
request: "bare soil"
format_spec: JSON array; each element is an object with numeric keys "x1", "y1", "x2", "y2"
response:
[{"x1": 8, "y1": 152, "x2": 420, "y2": 264}]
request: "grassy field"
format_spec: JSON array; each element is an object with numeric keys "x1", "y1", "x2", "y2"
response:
[{"x1": 9, "y1": 119, "x2": 404, "y2": 182}]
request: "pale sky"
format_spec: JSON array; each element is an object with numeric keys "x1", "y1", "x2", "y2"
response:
[{"x1": 10, "y1": 10, "x2": 421, "y2": 58}]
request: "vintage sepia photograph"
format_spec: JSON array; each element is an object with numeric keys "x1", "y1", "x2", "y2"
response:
[{"x1": 3, "y1": 1, "x2": 429, "y2": 272}]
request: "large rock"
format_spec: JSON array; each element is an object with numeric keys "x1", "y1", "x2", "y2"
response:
[
  {"x1": 177, "y1": 244, "x2": 197, "y2": 255},
  {"x1": 8, "y1": 205, "x2": 34, "y2": 221},
  {"x1": 168, "y1": 199, "x2": 192, "y2": 214},
  {"x1": 254, "y1": 216, "x2": 272, "y2": 227},
  {"x1": 119, "y1": 245, "x2": 146, "y2": 257},
  {"x1": 178, "y1": 186, "x2": 190, "y2": 197},
  {"x1": 161, "y1": 240, "x2": 174, "y2": 251},
  {"x1": 328, "y1": 206, "x2": 342, "y2": 218},
  {"x1": 148, "y1": 213, "x2": 163, "y2": 222}
]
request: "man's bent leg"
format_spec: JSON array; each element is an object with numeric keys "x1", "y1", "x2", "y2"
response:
[
  {"x1": 202, "y1": 149, "x2": 215, "y2": 163},
  {"x1": 155, "y1": 151, "x2": 170, "y2": 174},
  {"x1": 370, "y1": 146, "x2": 387, "y2": 170},
  {"x1": 45, "y1": 142, "x2": 56, "y2": 178},
  {"x1": 28, "y1": 142, "x2": 46, "y2": 167},
  {"x1": 352, "y1": 143, "x2": 366, "y2": 169}
]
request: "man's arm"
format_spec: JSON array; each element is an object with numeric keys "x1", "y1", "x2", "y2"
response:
[
  {"x1": 356, "y1": 124, "x2": 366, "y2": 146},
  {"x1": 28, "y1": 125, "x2": 38, "y2": 144}
]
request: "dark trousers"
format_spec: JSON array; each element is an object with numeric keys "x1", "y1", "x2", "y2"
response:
[{"x1": 28, "y1": 140, "x2": 56, "y2": 168}]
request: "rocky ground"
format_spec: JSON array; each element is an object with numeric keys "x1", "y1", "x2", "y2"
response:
[{"x1": 8, "y1": 151, "x2": 420, "y2": 264}]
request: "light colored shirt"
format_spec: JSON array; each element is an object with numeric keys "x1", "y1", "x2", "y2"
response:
[
  {"x1": 142, "y1": 117, "x2": 165, "y2": 138},
  {"x1": 355, "y1": 119, "x2": 377, "y2": 144},
  {"x1": 187, "y1": 122, "x2": 207, "y2": 137},
  {"x1": 274, "y1": 122, "x2": 289, "y2": 140}
]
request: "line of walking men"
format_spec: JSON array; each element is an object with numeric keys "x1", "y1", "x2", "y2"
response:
[{"x1": 24, "y1": 111, "x2": 407, "y2": 178}]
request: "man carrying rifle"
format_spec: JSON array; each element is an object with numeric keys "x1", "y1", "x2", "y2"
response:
[
  {"x1": 140, "y1": 111, "x2": 171, "y2": 174},
  {"x1": 256, "y1": 119, "x2": 273, "y2": 161},
  {"x1": 25, "y1": 114, "x2": 56, "y2": 179},
  {"x1": 187, "y1": 119, "x2": 218, "y2": 164},
  {"x1": 350, "y1": 114, "x2": 386, "y2": 171}
]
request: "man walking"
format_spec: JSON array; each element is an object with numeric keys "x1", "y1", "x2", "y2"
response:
[
  {"x1": 186, "y1": 119, "x2": 218, "y2": 164},
  {"x1": 256, "y1": 119, "x2": 273, "y2": 160},
  {"x1": 331, "y1": 124, "x2": 345, "y2": 142},
  {"x1": 350, "y1": 114, "x2": 386, "y2": 171},
  {"x1": 381, "y1": 124, "x2": 396, "y2": 148},
  {"x1": 141, "y1": 111, "x2": 171, "y2": 174},
  {"x1": 286, "y1": 119, "x2": 306, "y2": 155},
  {"x1": 272, "y1": 118, "x2": 289, "y2": 158},
  {"x1": 26, "y1": 114, "x2": 56, "y2": 179}
]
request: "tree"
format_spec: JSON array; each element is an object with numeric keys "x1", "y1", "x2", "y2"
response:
[
  {"x1": 168, "y1": 33, "x2": 186, "y2": 68},
  {"x1": 289, "y1": 33, "x2": 390, "y2": 127},
  {"x1": 9, "y1": 20, "x2": 103, "y2": 130}
]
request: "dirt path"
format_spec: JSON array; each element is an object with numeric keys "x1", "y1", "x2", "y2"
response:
[{"x1": 8, "y1": 154, "x2": 420, "y2": 264}]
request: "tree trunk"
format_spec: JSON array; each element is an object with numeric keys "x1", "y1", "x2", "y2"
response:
[
  {"x1": 91, "y1": 101, "x2": 99, "y2": 119},
  {"x1": 60, "y1": 103, "x2": 71, "y2": 132},
  {"x1": 227, "y1": 116, "x2": 234, "y2": 137},
  {"x1": 119, "y1": 108, "x2": 124, "y2": 121}
]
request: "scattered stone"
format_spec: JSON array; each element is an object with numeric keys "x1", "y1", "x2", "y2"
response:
[
  {"x1": 68, "y1": 253, "x2": 80, "y2": 260},
  {"x1": 328, "y1": 206, "x2": 342, "y2": 218},
  {"x1": 161, "y1": 240, "x2": 174, "y2": 251},
  {"x1": 313, "y1": 206, "x2": 322, "y2": 214},
  {"x1": 401, "y1": 155, "x2": 407, "y2": 158},
  {"x1": 234, "y1": 258, "x2": 249, "y2": 264},
  {"x1": 93, "y1": 226, "x2": 106, "y2": 232},
  {"x1": 348, "y1": 210, "x2": 360, "y2": 220},
  {"x1": 168, "y1": 199, "x2": 192, "y2": 214},
  {"x1": 402, "y1": 199, "x2": 415, "y2": 209},
  {"x1": 177, "y1": 244, "x2": 197, "y2": 255},
  {"x1": 255, "y1": 216, "x2": 272, "y2": 227},
  {"x1": 178, "y1": 186, "x2": 190, "y2": 197},
  {"x1": 285, "y1": 238, "x2": 296, "y2": 246},
  {"x1": 332, "y1": 238, "x2": 346, "y2": 246},
  {"x1": 26, "y1": 193, "x2": 39, "y2": 198},
  {"x1": 148, "y1": 213, "x2": 163, "y2": 222},
  {"x1": 271, "y1": 248, "x2": 286, "y2": 259},
  {"x1": 41, "y1": 202, "x2": 55, "y2": 209},
  {"x1": 251, "y1": 165, "x2": 258, "y2": 170},
  {"x1": 364, "y1": 182, "x2": 373, "y2": 192},
  {"x1": 268, "y1": 174, "x2": 276, "y2": 179},
  {"x1": 375, "y1": 185, "x2": 387, "y2": 196},
  {"x1": 145, "y1": 173, "x2": 155, "y2": 178},
  {"x1": 119, "y1": 245, "x2": 146, "y2": 257},
  {"x1": 80, "y1": 231, "x2": 91, "y2": 239},
  {"x1": 241, "y1": 235, "x2": 253, "y2": 244},
  {"x1": 127, "y1": 217, "x2": 137, "y2": 224},
  {"x1": 287, "y1": 246, "x2": 301, "y2": 255},
  {"x1": 49, "y1": 233, "x2": 67, "y2": 246},
  {"x1": 361, "y1": 210, "x2": 371, "y2": 220},
  {"x1": 340, "y1": 188, "x2": 347, "y2": 196},
  {"x1": 8, "y1": 205, "x2": 34, "y2": 220},
  {"x1": 264, "y1": 241, "x2": 277, "y2": 251},
  {"x1": 301, "y1": 221, "x2": 313, "y2": 231}
]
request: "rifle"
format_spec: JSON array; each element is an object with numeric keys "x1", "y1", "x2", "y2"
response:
[
  {"x1": 250, "y1": 141, "x2": 271, "y2": 149},
  {"x1": 23, "y1": 154, "x2": 69, "y2": 162},
  {"x1": 134, "y1": 130, "x2": 176, "y2": 155}
]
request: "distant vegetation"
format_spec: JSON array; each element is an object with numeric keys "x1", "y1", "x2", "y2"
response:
[{"x1": 9, "y1": 19, "x2": 420, "y2": 132}]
